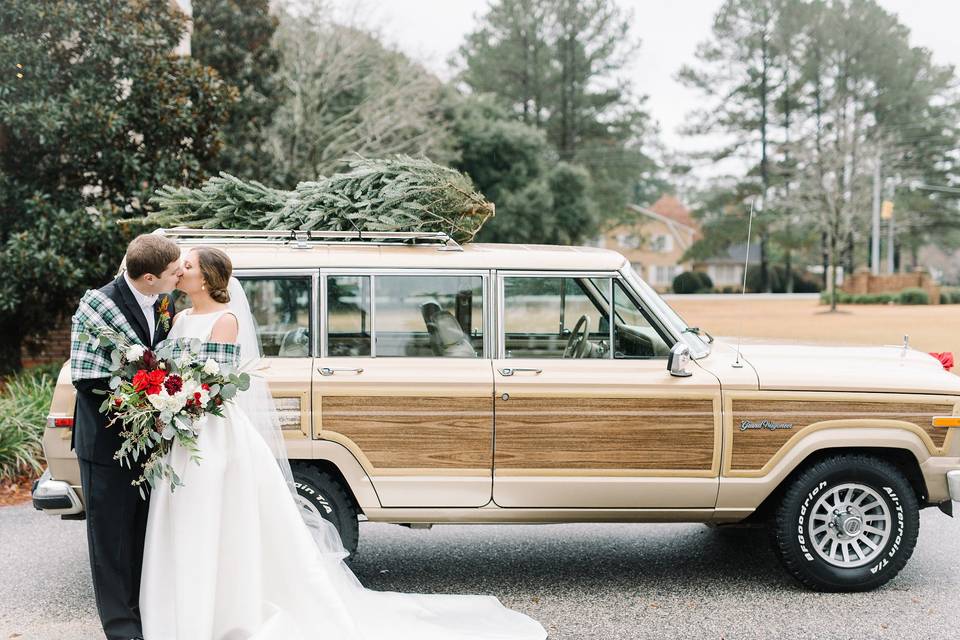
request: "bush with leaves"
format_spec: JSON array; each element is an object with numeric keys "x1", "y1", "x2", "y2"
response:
[
  {"x1": 898, "y1": 288, "x2": 930, "y2": 305},
  {"x1": 0, "y1": 366, "x2": 56, "y2": 480},
  {"x1": 0, "y1": 0, "x2": 235, "y2": 373}
]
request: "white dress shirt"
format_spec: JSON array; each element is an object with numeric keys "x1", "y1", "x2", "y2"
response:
[{"x1": 123, "y1": 271, "x2": 159, "y2": 340}]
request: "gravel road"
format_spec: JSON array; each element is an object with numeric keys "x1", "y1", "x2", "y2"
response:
[{"x1": 2, "y1": 502, "x2": 959, "y2": 639}]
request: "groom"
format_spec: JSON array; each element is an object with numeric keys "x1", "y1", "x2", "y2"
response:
[{"x1": 70, "y1": 234, "x2": 181, "y2": 640}]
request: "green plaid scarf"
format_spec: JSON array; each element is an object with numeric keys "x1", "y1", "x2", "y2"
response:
[
  {"x1": 154, "y1": 337, "x2": 242, "y2": 367},
  {"x1": 71, "y1": 290, "x2": 242, "y2": 382},
  {"x1": 70, "y1": 290, "x2": 143, "y2": 382}
]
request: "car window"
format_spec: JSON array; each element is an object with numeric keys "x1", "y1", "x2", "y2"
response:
[
  {"x1": 327, "y1": 275, "x2": 371, "y2": 357},
  {"x1": 502, "y1": 276, "x2": 613, "y2": 359},
  {"x1": 237, "y1": 277, "x2": 312, "y2": 357},
  {"x1": 612, "y1": 280, "x2": 671, "y2": 358},
  {"x1": 373, "y1": 275, "x2": 484, "y2": 357}
]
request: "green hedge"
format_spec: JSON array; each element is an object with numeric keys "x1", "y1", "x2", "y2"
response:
[
  {"x1": 898, "y1": 288, "x2": 929, "y2": 305},
  {"x1": 819, "y1": 289, "x2": 941, "y2": 305},
  {"x1": 672, "y1": 271, "x2": 713, "y2": 294},
  {"x1": 940, "y1": 288, "x2": 960, "y2": 304},
  {"x1": 0, "y1": 366, "x2": 57, "y2": 480},
  {"x1": 819, "y1": 291, "x2": 896, "y2": 305}
]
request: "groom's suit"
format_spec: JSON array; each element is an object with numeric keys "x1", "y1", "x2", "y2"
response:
[{"x1": 71, "y1": 273, "x2": 175, "y2": 640}]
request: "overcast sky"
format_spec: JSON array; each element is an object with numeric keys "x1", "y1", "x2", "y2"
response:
[{"x1": 332, "y1": 0, "x2": 960, "y2": 180}]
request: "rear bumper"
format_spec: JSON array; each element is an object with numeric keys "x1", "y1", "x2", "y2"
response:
[
  {"x1": 31, "y1": 468, "x2": 84, "y2": 516},
  {"x1": 948, "y1": 470, "x2": 960, "y2": 502}
]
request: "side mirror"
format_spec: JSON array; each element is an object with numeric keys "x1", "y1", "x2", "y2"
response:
[{"x1": 667, "y1": 343, "x2": 693, "y2": 378}]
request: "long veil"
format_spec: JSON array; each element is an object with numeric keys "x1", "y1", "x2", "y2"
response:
[
  {"x1": 226, "y1": 277, "x2": 354, "y2": 563},
  {"x1": 221, "y1": 276, "x2": 547, "y2": 640}
]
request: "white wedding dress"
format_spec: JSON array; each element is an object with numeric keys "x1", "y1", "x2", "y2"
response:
[{"x1": 140, "y1": 307, "x2": 547, "y2": 640}]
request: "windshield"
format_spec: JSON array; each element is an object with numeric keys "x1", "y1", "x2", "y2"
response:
[{"x1": 620, "y1": 263, "x2": 712, "y2": 359}]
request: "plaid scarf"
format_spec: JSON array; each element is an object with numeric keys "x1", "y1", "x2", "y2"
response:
[
  {"x1": 71, "y1": 289, "x2": 242, "y2": 382},
  {"x1": 154, "y1": 336, "x2": 242, "y2": 367},
  {"x1": 70, "y1": 290, "x2": 143, "y2": 382}
]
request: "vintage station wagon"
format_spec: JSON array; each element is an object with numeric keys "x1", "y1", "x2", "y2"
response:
[{"x1": 34, "y1": 229, "x2": 960, "y2": 592}]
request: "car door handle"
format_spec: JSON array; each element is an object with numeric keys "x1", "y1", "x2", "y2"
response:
[
  {"x1": 318, "y1": 367, "x2": 364, "y2": 376},
  {"x1": 497, "y1": 367, "x2": 542, "y2": 376}
]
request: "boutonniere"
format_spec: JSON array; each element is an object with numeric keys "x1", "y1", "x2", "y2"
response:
[{"x1": 157, "y1": 295, "x2": 171, "y2": 332}]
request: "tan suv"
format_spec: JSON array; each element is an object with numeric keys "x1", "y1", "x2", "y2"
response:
[{"x1": 34, "y1": 229, "x2": 960, "y2": 591}]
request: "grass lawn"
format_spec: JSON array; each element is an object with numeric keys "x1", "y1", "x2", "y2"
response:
[{"x1": 668, "y1": 297, "x2": 960, "y2": 361}]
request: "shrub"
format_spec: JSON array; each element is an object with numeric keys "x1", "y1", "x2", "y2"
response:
[
  {"x1": 747, "y1": 265, "x2": 822, "y2": 293},
  {"x1": 898, "y1": 288, "x2": 929, "y2": 305},
  {"x1": 0, "y1": 367, "x2": 55, "y2": 480},
  {"x1": 820, "y1": 291, "x2": 852, "y2": 304},
  {"x1": 672, "y1": 271, "x2": 704, "y2": 294},
  {"x1": 693, "y1": 271, "x2": 713, "y2": 291},
  {"x1": 940, "y1": 288, "x2": 960, "y2": 304}
]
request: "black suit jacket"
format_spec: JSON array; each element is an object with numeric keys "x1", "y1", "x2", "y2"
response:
[{"x1": 70, "y1": 275, "x2": 176, "y2": 465}]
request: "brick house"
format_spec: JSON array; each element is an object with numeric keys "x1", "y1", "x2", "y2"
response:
[{"x1": 592, "y1": 195, "x2": 701, "y2": 292}]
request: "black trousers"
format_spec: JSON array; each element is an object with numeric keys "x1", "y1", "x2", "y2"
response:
[{"x1": 78, "y1": 457, "x2": 150, "y2": 640}]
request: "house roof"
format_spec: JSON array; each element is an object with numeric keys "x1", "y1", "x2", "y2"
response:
[
  {"x1": 648, "y1": 195, "x2": 698, "y2": 230},
  {"x1": 699, "y1": 242, "x2": 762, "y2": 265}
]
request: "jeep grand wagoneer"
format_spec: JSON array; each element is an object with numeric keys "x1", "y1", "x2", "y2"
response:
[{"x1": 34, "y1": 229, "x2": 960, "y2": 592}]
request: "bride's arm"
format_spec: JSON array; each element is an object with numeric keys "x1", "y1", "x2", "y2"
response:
[{"x1": 209, "y1": 312, "x2": 239, "y2": 343}]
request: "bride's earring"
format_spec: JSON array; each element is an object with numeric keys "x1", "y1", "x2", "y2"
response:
[{"x1": 202, "y1": 281, "x2": 206, "y2": 291}]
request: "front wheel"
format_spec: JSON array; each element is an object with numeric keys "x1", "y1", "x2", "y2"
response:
[{"x1": 771, "y1": 454, "x2": 919, "y2": 591}]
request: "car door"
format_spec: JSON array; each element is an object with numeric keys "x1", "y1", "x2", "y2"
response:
[
  {"x1": 315, "y1": 270, "x2": 494, "y2": 508},
  {"x1": 232, "y1": 271, "x2": 316, "y2": 462},
  {"x1": 492, "y1": 271, "x2": 721, "y2": 508}
]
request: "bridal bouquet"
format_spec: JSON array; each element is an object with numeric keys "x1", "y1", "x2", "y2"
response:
[{"x1": 76, "y1": 326, "x2": 249, "y2": 498}]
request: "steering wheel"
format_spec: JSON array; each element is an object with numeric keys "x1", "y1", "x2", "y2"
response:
[{"x1": 563, "y1": 314, "x2": 591, "y2": 358}]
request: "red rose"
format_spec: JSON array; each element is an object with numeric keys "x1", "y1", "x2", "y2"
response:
[
  {"x1": 113, "y1": 398, "x2": 122, "y2": 408},
  {"x1": 132, "y1": 369, "x2": 150, "y2": 392},
  {"x1": 164, "y1": 374, "x2": 183, "y2": 395},
  {"x1": 201, "y1": 383, "x2": 210, "y2": 391},
  {"x1": 142, "y1": 369, "x2": 167, "y2": 395}
]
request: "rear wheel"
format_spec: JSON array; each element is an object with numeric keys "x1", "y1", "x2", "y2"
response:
[
  {"x1": 292, "y1": 465, "x2": 360, "y2": 560},
  {"x1": 771, "y1": 454, "x2": 919, "y2": 592}
]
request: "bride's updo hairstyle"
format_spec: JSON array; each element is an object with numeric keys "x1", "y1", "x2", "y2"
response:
[{"x1": 194, "y1": 247, "x2": 233, "y2": 304}]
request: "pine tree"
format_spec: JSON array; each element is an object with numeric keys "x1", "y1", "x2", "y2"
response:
[{"x1": 148, "y1": 156, "x2": 495, "y2": 243}]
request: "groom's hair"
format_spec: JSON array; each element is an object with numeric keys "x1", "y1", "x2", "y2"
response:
[{"x1": 125, "y1": 234, "x2": 181, "y2": 279}]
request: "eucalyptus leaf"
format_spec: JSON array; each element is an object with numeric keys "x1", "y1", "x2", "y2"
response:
[{"x1": 220, "y1": 383, "x2": 238, "y2": 399}]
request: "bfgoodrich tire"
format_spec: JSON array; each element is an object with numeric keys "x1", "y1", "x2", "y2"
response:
[
  {"x1": 771, "y1": 454, "x2": 919, "y2": 592},
  {"x1": 292, "y1": 465, "x2": 360, "y2": 560}
]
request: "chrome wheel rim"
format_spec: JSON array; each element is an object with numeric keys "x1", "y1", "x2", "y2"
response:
[{"x1": 808, "y1": 483, "x2": 891, "y2": 568}]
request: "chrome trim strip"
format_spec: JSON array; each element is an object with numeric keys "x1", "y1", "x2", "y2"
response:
[
  {"x1": 607, "y1": 277, "x2": 614, "y2": 358},
  {"x1": 369, "y1": 274, "x2": 377, "y2": 358}
]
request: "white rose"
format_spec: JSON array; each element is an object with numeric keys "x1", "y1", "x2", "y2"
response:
[
  {"x1": 202, "y1": 358, "x2": 220, "y2": 375},
  {"x1": 126, "y1": 345, "x2": 146, "y2": 361}
]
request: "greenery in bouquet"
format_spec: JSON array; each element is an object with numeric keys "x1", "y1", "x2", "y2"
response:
[{"x1": 76, "y1": 328, "x2": 250, "y2": 498}]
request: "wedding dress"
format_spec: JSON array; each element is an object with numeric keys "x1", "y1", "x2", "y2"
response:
[{"x1": 139, "y1": 304, "x2": 547, "y2": 640}]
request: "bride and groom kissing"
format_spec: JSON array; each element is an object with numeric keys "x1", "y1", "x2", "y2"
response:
[{"x1": 70, "y1": 234, "x2": 548, "y2": 640}]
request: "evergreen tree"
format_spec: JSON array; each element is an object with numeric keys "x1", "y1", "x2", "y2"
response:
[
  {"x1": 193, "y1": 0, "x2": 281, "y2": 180},
  {"x1": 457, "y1": 0, "x2": 664, "y2": 223},
  {"x1": 0, "y1": 0, "x2": 235, "y2": 372}
]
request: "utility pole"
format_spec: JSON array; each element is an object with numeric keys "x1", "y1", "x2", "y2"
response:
[
  {"x1": 885, "y1": 181, "x2": 895, "y2": 274},
  {"x1": 871, "y1": 155, "x2": 881, "y2": 274}
]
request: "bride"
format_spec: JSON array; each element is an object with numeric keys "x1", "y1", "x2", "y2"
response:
[{"x1": 138, "y1": 246, "x2": 548, "y2": 640}]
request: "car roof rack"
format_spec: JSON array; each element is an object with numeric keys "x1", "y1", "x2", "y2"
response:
[{"x1": 153, "y1": 228, "x2": 464, "y2": 251}]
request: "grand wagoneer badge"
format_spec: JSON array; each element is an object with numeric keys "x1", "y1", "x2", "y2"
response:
[{"x1": 740, "y1": 419, "x2": 794, "y2": 432}]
